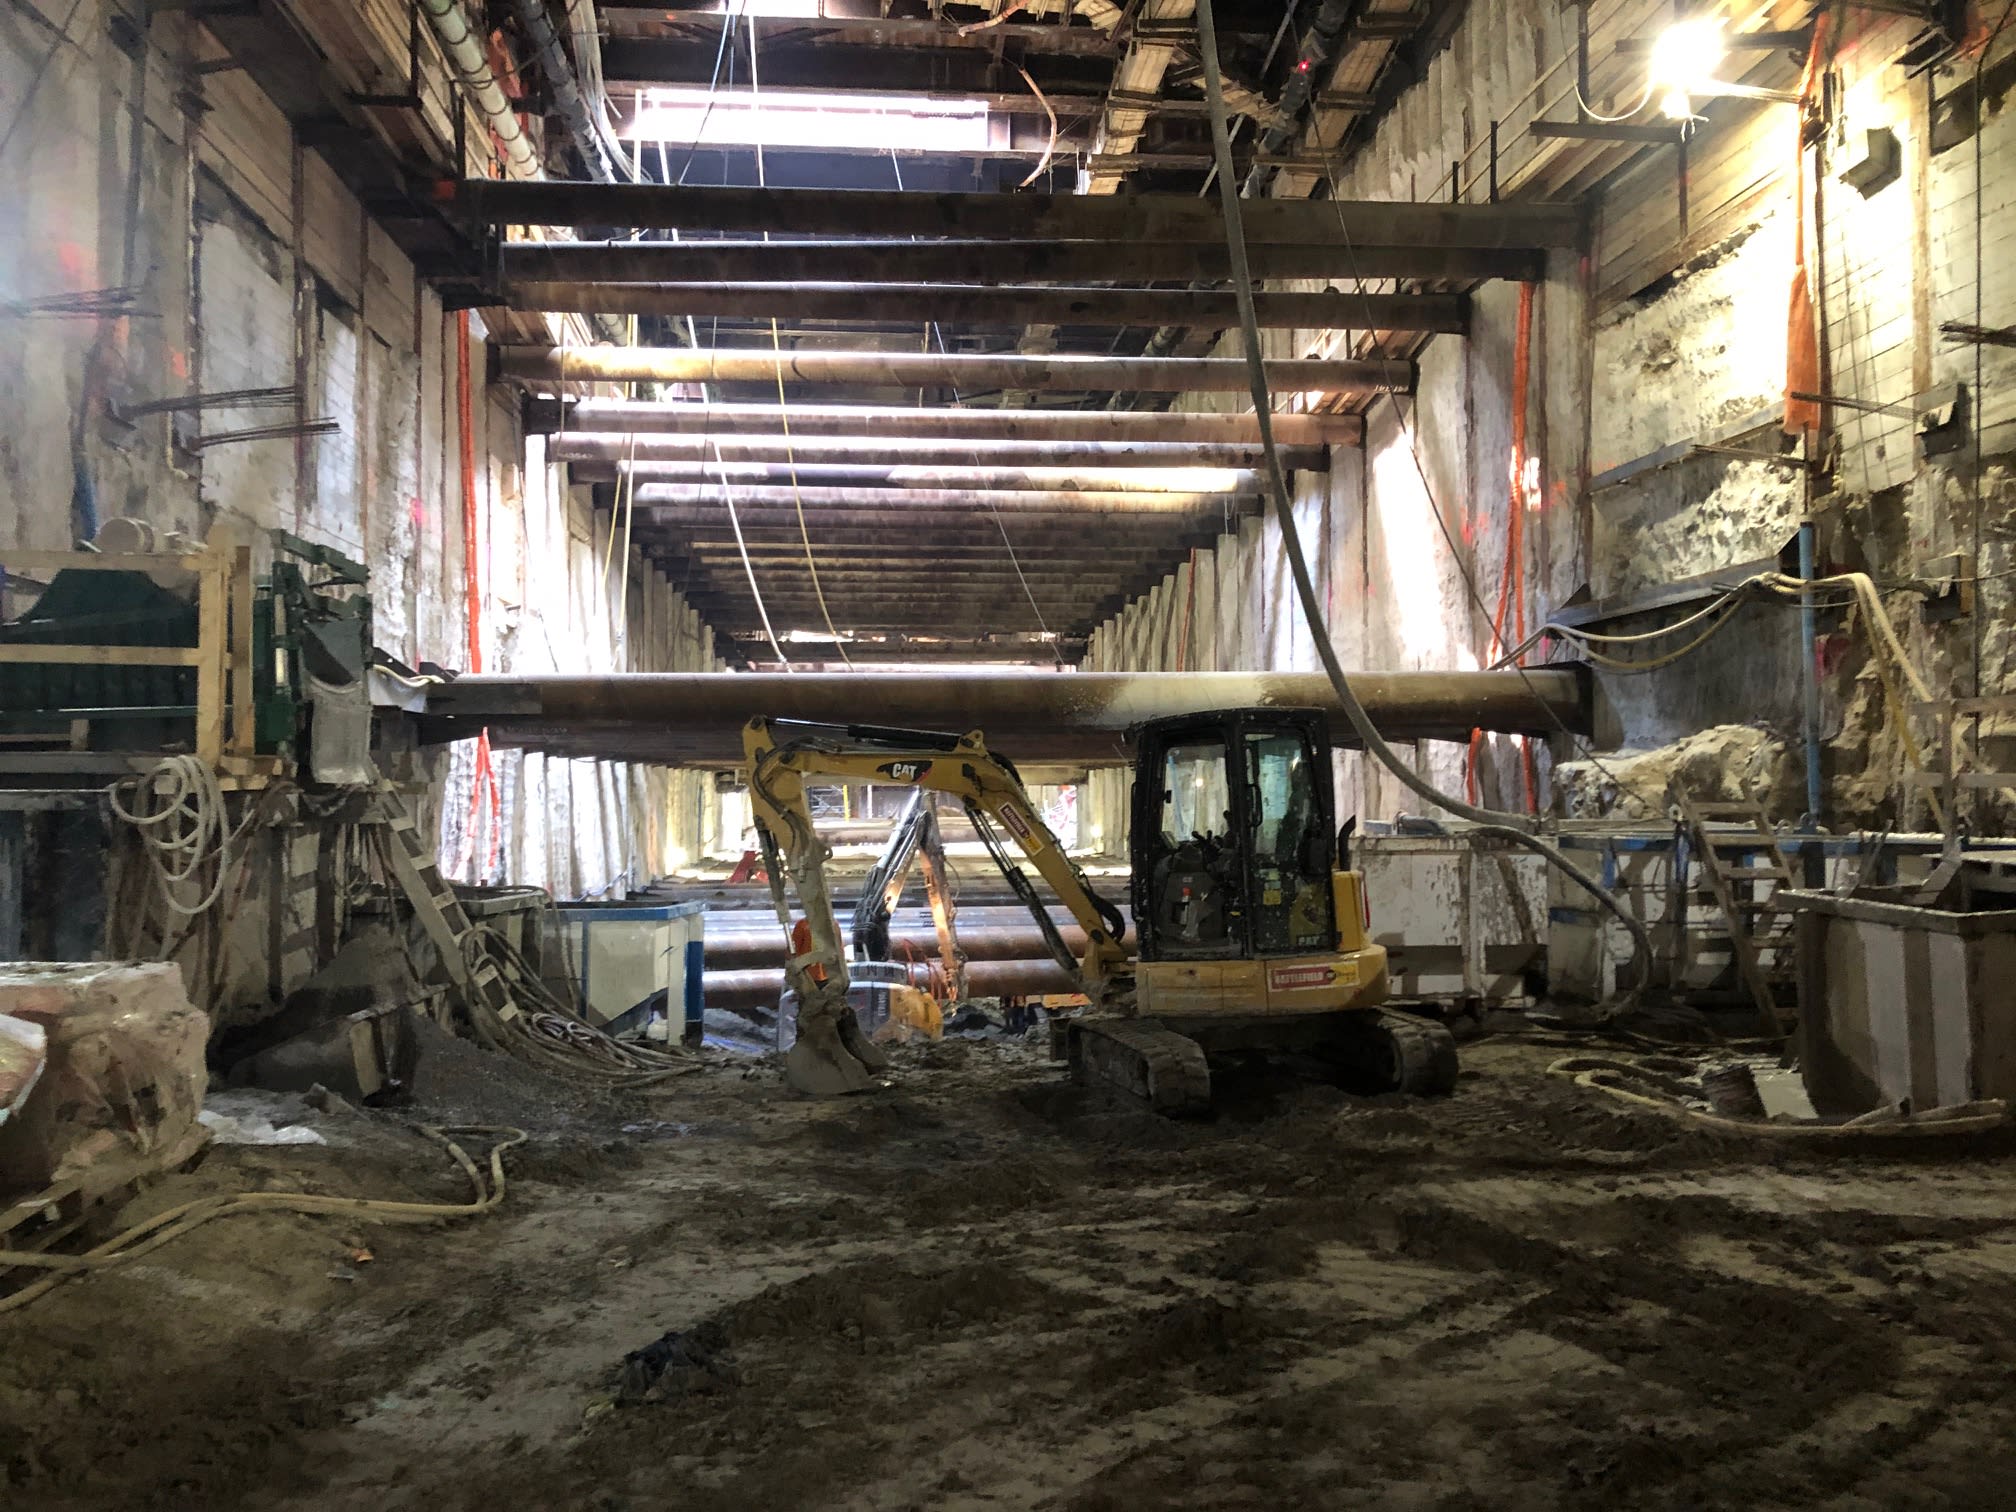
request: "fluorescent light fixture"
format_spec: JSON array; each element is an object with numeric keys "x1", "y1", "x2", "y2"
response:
[{"x1": 624, "y1": 85, "x2": 993, "y2": 154}]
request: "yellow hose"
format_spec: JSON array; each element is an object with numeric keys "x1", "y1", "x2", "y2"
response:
[
  {"x1": 1549, "y1": 1057, "x2": 2007, "y2": 1140},
  {"x1": 0, "y1": 1124, "x2": 526, "y2": 1314}
]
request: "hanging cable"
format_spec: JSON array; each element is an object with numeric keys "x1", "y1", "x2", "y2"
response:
[
  {"x1": 888, "y1": 146, "x2": 1062, "y2": 667},
  {"x1": 714, "y1": 438, "x2": 789, "y2": 667},
  {"x1": 744, "y1": 20, "x2": 850, "y2": 665},
  {"x1": 1191, "y1": 0, "x2": 1657, "y2": 989}
]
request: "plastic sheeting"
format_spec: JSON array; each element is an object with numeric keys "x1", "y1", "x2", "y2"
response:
[{"x1": 0, "y1": 963, "x2": 210, "y2": 1192}]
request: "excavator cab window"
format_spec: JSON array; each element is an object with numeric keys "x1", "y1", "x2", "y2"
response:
[{"x1": 1131, "y1": 709, "x2": 1340, "y2": 962}]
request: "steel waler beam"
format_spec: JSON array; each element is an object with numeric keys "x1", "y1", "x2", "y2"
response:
[
  {"x1": 501, "y1": 240, "x2": 1546, "y2": 284},
  {"x1": 505, "y1": 283, "x2": 1469, "y2": 335},
  {"x1": 498, "y1": 346, "x2": 1412, "y2": 395},
  {"x1": 448, "y1": 180, "x2": 1586, "y2": 249}
]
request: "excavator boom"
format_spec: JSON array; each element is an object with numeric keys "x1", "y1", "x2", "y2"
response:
[{"x1": 742, "y1": 718, "x2": 1128, "y2": 1095}]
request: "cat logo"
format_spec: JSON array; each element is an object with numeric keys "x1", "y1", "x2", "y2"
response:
[{"x1": 877, "y1": 760, "x2": 932, "y2": 783}]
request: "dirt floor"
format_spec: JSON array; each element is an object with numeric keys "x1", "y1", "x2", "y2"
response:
[{"x1": 10, "y1": 1027, "x2": 2016, "y2": 1511}]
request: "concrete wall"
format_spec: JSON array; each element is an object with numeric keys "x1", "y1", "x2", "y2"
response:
[
  {"x1": 1091, "y1": 3, "x2": 2016, "y2": 835},
  {"x1": 0, "y1": 4, "x2": 720, "y2": 904}
]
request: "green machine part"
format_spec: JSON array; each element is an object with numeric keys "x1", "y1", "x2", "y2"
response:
[{"x1": 254, "y1": 531, "x2": 372, "y2": 760}]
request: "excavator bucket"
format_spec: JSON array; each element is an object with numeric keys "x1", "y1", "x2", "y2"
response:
[{"x1": 784, "y1": 986, "x2": 889, "y2": 1097}]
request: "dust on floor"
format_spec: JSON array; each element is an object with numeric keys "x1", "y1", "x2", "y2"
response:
[{"x1": 8, "y1": 1035, "x2": 2016, "y2": 1511}]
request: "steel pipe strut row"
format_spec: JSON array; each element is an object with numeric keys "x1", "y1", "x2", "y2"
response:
[
  {"x1": 547, "y1": 432, "x2": 1326, "y2": 470},
  {"x1": 497, "y1": 346, "x2": 1413, "y2": 395},
  {"x1": 505, "y1": 283, "x2": 1469, "y2": 335},
  {"x1": 528, "y1": 398, "x2": 1365, "y2": 447}
]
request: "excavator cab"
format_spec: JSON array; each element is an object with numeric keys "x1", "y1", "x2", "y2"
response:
[
  {"x1": 1082, "y1": 709, "x2": 1455, "y2": 1107},
  {"x1": 1131, "y1": 709, "x2": 1341, "y2": 965}
]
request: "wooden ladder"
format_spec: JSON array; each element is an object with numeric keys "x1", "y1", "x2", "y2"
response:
[
  {"x1": 370, "y1": 784, "x2": 520, "y2": 1028},
  {"x1": 1674, "y1": 792, "x2": 1796, "y2": 1038}
]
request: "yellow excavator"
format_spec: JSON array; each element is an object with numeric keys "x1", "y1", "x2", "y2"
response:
[{"x1": 742, "y1": 709, "x2": 1457, "y2": 1113}]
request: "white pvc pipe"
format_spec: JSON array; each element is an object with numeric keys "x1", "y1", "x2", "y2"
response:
[{"x1": 419, "y1": 0, "x2": 539, "y2": 179}]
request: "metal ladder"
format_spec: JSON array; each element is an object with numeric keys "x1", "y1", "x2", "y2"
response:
[
  {"x1": 1674, "y1": 792, "x2": 1796, "y2": 1037},
  {"x1": 370, "y1": 783, "x2": 520, "y2": 1027}
]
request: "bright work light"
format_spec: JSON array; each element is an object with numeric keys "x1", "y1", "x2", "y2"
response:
[{"x1": 1649, "y1": 17, "x2": 1726, "y2": 119}]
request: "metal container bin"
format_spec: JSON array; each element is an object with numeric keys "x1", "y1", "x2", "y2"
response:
[
  {"x1": 1781, "y1": 888, "x2": 2016, "y2": 1114},
  {"x1": 547, "y1": 901, "x2": 706, "y2": 1043}
]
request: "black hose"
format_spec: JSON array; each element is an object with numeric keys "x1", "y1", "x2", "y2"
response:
[{"x1": 1189, "y1": 0, "x2": 1657, "y2": 991}]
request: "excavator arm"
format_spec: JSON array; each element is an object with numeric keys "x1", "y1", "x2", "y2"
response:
[{"x1": 742, "y1": 717, "x2": 1129, "y2": 1095}]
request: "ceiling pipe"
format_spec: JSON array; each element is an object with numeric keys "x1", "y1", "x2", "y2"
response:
[
  {"x1": 422, "y1": 669, "x2": 1593, "y2": 765},
  {"x1": 574, "y1": 461, "x2": 1266, "y2": 491},
  {"x1": 626, "y1": 485, "x2": 1250, "y2": 513},
  {"x1": 548, "y1": 432, "x2": 1326, "y2": 469},
  {"x1": 529, "y1": 397, "x2": 1363, "y2": 446},
  {"x1": 505, "y1": 282, "x2": 1466, "y2": 335},
  {"x1": 418, "y1": 0, "x2": 539, "y2": 179},
  {"x1": 498, "y1": 344, "x2": 1413, "y2": 394}
]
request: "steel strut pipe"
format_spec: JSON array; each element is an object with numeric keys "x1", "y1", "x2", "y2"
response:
[
  {"x1": 505, "y1": 282, "x2": 1468, "y2": 335},
  {"x1": 422, "y1": 669, "x2": 1591, "y2": 766},
  {"x1": 498, "y1": 345, "x2": 1411, "y2": 395},
  {"x1": 705, "y1": 959, "x2": 1078, "y2": 1010},
  {"x1": 499, "y1": 240, "x2": 1546, "y2": 285},
  {"x1": 548, "y1": 432, "x2": 1326, "y2": 470},
  {"x1": 529, "y1": 397, "x2": 1365, "y2": 447},
  {"x1": 628, "y1": 485, "x2": 1257, "y2": 513},
  {"x1": 593, "y1": 464, "x2": 1265, "y2": 493}
]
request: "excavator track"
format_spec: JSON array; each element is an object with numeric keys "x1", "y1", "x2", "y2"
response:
[
  {"x1": 1067, "y1": 1018, "x2": 1212, "y2": 1117},
  {"x1": 1367, "y1": 1010, "x2": 1460, "y2": 1096}
]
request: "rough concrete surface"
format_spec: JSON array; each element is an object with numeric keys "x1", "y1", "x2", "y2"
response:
[
  {"x1": 1554, "y1": 724, "x2": 1798, "y2": 821},
  {"x1": 8, "y1": 1037, "x2": 2016, "y2": 1510}
]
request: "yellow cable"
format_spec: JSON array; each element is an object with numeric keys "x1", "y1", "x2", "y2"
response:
[{"x1": 0, "y1": 1125, "x2": 526, "y2": 1313}]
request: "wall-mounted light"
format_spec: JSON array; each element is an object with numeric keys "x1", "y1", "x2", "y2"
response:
[{"x1": 1649, "y1": 17, "x2": 1726, "y2": 120}]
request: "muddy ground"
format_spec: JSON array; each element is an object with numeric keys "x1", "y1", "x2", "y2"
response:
[{"x1": 9, "y1": 1030, "x2": 2016, "y2": 1511}]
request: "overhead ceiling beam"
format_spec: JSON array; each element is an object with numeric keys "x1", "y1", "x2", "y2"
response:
[
  {"x1": 499, "y1": 345, "x2": 1412, "y2": 394},
  {"x1": 597, "y1": 17, "x2": 1125, "y2": 57},
  {"x1": 450, "y1": 180, "x2": 1585, "y2": 250},
  {"x1": 637, "y1": 532, "x2": 1217, "y2": 556},
  {"x1": 579, "y1": 462, "x2": 1264, "y2": 491},
  {"x1": 638, "y1": 509, "x2": 1240, "y2": 534},
  {"x1": 502, "y1": 239, "x2": 1543, "y2": 283},
  {"x1": 598, "y1": 39, "x2": 1115, "y2": 97},
  {"x1": 628, "y1": 485, "x2": 1249, "y2": 513},
  {"x1": 548, "y1": 432, "x2": 1327, "y2": 469},
  {"x1": 531, "y1": 398, "x2": 1363, "y2": 446},
  {"x1": 506, "y1": 283, "x2": 1466, "y2": 335}
]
